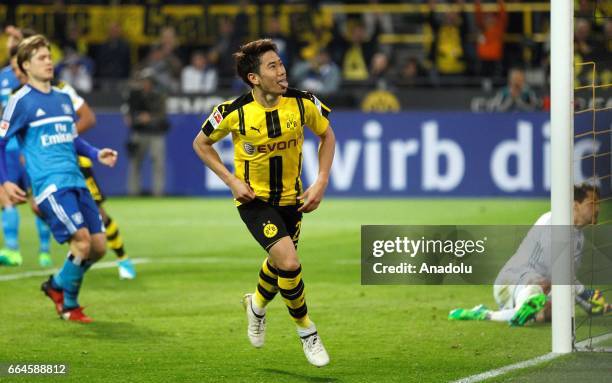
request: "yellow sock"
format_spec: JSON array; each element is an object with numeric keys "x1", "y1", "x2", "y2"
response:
[
  {"x1": 277, "y1": 265, "x2": 312, "y2": 329},
  {"x1": 253, "y1": 258, "x2": 278, "y2": 309},
  {"x1": 105, "y1": 216, "x2": 126, "y2": 259}
]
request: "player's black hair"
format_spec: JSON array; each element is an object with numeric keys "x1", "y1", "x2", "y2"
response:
[
  {"x1": 574, "y1": 183, "x2": 600, "y2": 202},
  {"x1": 233, "y1": 39, "x2": 278, "y2": 88}
]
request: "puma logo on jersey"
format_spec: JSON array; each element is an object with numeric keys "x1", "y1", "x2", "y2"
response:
[
  {"x1": 36, "y1": 108, "x2": 46, "y2": 117},
  {"x1": 249, "y1": 126, "x2": 261, "y2": 133}
]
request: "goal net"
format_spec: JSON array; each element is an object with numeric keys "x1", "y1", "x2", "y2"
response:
[{"x1": 572, "y1": 0, "x2": 612, "y2": 352}]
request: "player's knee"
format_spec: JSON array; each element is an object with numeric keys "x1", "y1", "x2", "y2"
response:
[
  {"x1": 71, "y1": 228, "x2": 93, "y2": 255},
  {"x1": 269, "y1": 238, "x2": 300, "y2": 271},
  {"x1": 275, "y1": 257, "x2": 301, "y2": 271},
  {"x1": 89, "y1": 235, "x2": 107, "y2": 260},
  {"x1": 72, "y1": 237, "x2": 91, "y2": 257},
  {"x1": 91, "y1": 244, "x2": 105, "y2": 260}
]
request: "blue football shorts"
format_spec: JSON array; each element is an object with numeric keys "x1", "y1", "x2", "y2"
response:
[{"x1": 37, "y1": 187, "x2": 104, "y2": 243}]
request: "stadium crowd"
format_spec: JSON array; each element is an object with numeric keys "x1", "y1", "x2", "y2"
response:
[{"x1": 1, "y1": 0, "x2": 610, "y2": 111}]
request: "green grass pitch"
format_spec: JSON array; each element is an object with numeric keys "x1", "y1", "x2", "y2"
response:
[{"x1": 0, "y1": 197, "x2": 609, "y2": 382}]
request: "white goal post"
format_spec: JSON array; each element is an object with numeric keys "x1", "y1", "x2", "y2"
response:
[{"x1": 550, "y1": 0, "x2": 574, "y2": 354}]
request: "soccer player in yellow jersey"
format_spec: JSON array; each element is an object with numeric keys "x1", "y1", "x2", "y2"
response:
[{"x1": 193, "y1": 39, "x2": 335, "y2": 367}]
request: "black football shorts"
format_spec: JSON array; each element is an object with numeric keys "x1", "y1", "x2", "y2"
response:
[{"x1": 238, "y1": 198, "x2": 302, "y2": 251}]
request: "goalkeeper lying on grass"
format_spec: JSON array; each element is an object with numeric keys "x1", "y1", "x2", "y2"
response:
[{"x1": 449, "y1": 184, "x2": 610, "y2": 326}]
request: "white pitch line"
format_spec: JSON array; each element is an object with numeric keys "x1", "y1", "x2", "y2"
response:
[
  {"x1": 450, "y1": 333, "x2": 612, "y2": 383},
  {"x1": 0, "y1": 269, "x2": 61, "y2": 282},
  {"x1": 449, "y1": 353, "x2": 560, "y2": 383},
  {"x1": 0, "y1": 257, "x2": 358, "y2": 282},
  {"x1": 0, "y1": 258, "x2": 152, "y2": 282}
]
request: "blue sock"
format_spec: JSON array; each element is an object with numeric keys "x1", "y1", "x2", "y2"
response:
[
  {"x1": 50, "y1": 276, "x2": 62, "y2": 291},
  {"x1": 35, "y1": 216, "x2": 51, "y2": 253},
  {"x1": 53, "y1": 253, "x2": 85, "y2": 309},
  {"x1": 2, "y1": 206, "x2": 19, "y2": 250}
]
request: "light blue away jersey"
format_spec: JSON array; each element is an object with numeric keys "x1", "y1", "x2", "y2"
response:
[
  {"x1": 0, "y1": 84, "x2": 85, "y2": 198},
  {"x1": 0, "y1": 66, "x2": 21, "y2": 152}
]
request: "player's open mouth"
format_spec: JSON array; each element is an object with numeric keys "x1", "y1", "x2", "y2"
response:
[{"x1": 278, "y1": 79, "x2": 288, "y2": 88}]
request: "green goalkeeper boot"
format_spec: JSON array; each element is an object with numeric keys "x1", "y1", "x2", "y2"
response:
[
  {"x1": 0, "y1": 248, "x2": 22, "y2": 266},
  {"x1": 510, "y1": 293, "x2": 547, "y2": 327},
  {"x1": 448, "y1": 304, "x2": 489, "y2": 321}
]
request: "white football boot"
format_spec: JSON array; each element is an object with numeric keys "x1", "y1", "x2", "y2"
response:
[
  {"x1": 300, "y1": 332, "x2": 330, "y2": 367},
  {"x1": 242, "y1": 293, "x2": 265, "y2": 348}
]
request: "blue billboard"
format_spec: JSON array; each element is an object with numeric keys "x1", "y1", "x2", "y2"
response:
[{"x1": 83, "y1": 112, "x2": 610, "y2": 197}]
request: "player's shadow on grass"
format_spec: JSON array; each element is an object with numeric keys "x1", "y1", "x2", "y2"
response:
[
  {"x1": 78, "y1": 321, "x2": 167, "y2": 340},
  {"x1": 260, "y1": 368, "x2": 340, "y2": 383}
]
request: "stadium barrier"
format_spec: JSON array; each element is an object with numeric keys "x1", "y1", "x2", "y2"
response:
[{"x1": 84, "y1": 112, "x2": 611, "y2": 197}]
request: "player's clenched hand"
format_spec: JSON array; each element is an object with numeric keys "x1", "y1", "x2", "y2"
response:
[
  {"x1": 229, "y1": 177, "x2": 255, "y2": 203},
  {"x1": 298, "y1": 179, "x2": 328, "y2": 213},
  {"x1": 98, "y1": 148, "x2": 118, "y2": 167},
  {"x1": 2, "y1": 181, "x2": 26, "y2": 204}
]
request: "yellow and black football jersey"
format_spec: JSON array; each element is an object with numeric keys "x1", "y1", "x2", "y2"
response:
[{"x1": 201, "y1": 88, "x2": 330, "y2": 206}]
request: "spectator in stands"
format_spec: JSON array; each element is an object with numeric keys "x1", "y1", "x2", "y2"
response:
[
  {"x1": 292, "y1": 8, "x2": 334, "y2": 67},
  {"x1": 291, "y1": 49, "x2": 341, "y2": 96},
  {"x1": 159, "y1": 26, "x2": 185, "y2": 64},
  {"x1": 59, "y1": 52, "x2": 93, "y2": 93},
  {"x1": 427, "y1": 0, "x2": 470, "y2": 78},
  {"x1": 140, "y1": 43, "x2": 180, "y2": 93},
  {"x1": 337, "y1": 20, "x2": 378, "y2": 81},
  {"x1": 574, "y1": 18, "x2": 598, "y2": 87},
  {"x1": 369, "y1": 52, "x2": 393, "y2": 89},
  {"x1": 363, "y1": 0, "x2": 394, "y2": 57},
  {"x1": 489, "y1": 68, "x2": 538, "y2": 112},
  {"x1": 575, "y1": 18, "x2": 597, "y2": 62},
  {"x1": 266, "y1": 16, "x2": 295, "y2": 71},
  {"x1": 601, "y1": 20, "x2": 612, "y2": 84},
  {"x1": 397, "y1": 56, "x2": 428, "y2": 87},
  {"x1": 94, "y1": 22, "x2": 131, "y2": 82},
  {"x1": 181, "y1": 50, "x2": 218, "y2": 94},
  {"x1": 62, "y1": 22, "x2": 88, "y2": 57},
  {"x1": 124, "y1": 69, "x2": 170, "y2": 197},
  {"x1": 575, "y1": 0, "x2": 598, "y2": 23},
  {"x1": 475, "y1": 0, "x2": 507, "y2": 80},
  {"x1": 213, "y1": 16, "x2": 246, "y2": 80}
]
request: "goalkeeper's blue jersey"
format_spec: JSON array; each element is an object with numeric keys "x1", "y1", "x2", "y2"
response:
[
  {"x1": 0, "y1": 84, "x2": 85, "y2": 199},
  {"x1": 0, "y1": 66, "x2": 21, "y2": 152}
]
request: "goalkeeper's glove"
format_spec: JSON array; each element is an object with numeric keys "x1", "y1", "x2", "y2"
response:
[{"x1": 576, "y1": 288, "x2": 607, "y2": 315}]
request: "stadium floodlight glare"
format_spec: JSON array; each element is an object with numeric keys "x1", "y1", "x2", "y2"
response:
[{"x1": 550, "y1": 0, "x2": 574, "y2": 354}]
